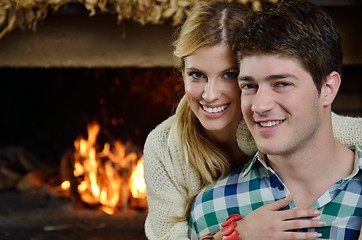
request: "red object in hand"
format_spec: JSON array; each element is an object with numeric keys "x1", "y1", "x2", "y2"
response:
[{"x1": 221, "y1": 214, "x2": 242, "y2": 240}]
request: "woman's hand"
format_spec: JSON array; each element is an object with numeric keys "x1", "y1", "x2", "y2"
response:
[{"x1": 237, "y1": 195, "x2": 324, "y2": 240}]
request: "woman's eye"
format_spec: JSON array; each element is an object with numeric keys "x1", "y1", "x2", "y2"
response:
[
  {"x1": 188, "y1": 71, "x2": 205, "y2": 80},
  {"x1": 224, "y1": 71, "x2": 239, "y2": 80}
]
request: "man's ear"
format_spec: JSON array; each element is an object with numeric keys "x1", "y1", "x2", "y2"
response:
[{"x1": 321, "y1": 71, "x2": 341, "y2": 107}]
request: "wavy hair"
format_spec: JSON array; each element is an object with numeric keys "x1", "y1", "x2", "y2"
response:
[{"x1": 170, "y1": 1, "x2": 250, "y2": 219}]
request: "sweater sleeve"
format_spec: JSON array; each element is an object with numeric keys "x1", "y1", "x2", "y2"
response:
[
  {"x1": 332, "y1": 112, "x2": 362, "y2": 148},
  {"x1": 143, "y1": 117, "x2": 193, "y2": 240}
]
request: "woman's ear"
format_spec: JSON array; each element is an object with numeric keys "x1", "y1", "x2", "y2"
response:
[{"x1": 321, "y1": 71, "x2": 341, "y2": 107}]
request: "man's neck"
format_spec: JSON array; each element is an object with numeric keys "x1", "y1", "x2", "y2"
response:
[{"x1": 265, "y1": 139, "x2": 355, "y2": 208}]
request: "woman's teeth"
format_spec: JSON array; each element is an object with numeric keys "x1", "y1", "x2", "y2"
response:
[{"x1": 203, "y1": 104, "x2": 227, "y2": 113}]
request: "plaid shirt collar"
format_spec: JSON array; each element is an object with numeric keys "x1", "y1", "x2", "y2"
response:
[{"x1": 242, "y1": 146, "x2": 362, "y2": 180}]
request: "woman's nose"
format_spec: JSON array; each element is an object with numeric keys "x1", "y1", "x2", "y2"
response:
[{"x1": 202, "y1": 81, "x2": 221, "y2": 101}]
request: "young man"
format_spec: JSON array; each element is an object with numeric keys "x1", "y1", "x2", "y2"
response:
[{"x1": 189, "y1": 0, "x2": 362, "y2": 239}]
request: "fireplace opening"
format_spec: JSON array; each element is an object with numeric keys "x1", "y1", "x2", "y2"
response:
[
  {"x1": 0, "y1": 67, "x2": 182, "y2": 162},
  {"x1": 0, "y1": 67, "x2": 182, "y2": 239}
]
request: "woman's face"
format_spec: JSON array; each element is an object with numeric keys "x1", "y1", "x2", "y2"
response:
[{"x1": 183, "y1": 44, "x2": 242, "y2": 136}]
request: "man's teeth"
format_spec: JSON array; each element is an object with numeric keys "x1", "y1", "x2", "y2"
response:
[
  {"x1": 203, "y1": 105, "x2": 227, "y2": 113},
  {"x1": 259, "y1": 120, "x2": 283, "y2": 127}
]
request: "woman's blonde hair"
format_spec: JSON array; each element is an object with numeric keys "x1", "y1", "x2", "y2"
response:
[{"x1": 171, "y1": 1, "x2": 249, "y2": 219}]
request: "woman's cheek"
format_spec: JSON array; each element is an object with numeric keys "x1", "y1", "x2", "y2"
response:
[{"x1": 184, "y1": 82, "x2": 204, "y2": 100}]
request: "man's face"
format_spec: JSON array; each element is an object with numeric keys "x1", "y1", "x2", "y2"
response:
[{"x1": 238, "y1": 54, "x2": 324, "y2": 156}]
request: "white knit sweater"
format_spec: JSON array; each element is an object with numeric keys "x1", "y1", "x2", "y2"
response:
[{"x1": 143, "y1": 112, "x2": 362, "y2": 240}]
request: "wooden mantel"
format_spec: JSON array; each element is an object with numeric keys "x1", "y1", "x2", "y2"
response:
[
  {"x1": 0, "y1": 14, "x2": 176, "y2": 68},
  {"x1": 0, "y1": 5, "x2": 361, "y2": 68}
]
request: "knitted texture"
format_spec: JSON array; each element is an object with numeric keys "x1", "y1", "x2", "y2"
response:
[
  {"x1": 143, "y1": 115, "x2": 201, "y2": 240},
  {"x1": 331, "y1": 112, "x2": 362, "y2": 148},
  {"x1": 143, "y1": 112, "x2": 361, "y2": 240},
  {"x1": 236, "y1": 118, "x2": 257, "y2": 156}
]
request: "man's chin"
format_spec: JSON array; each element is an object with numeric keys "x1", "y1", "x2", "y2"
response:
[{"x1": 254, "y1": 141, "x2": 277, "y2": 155}]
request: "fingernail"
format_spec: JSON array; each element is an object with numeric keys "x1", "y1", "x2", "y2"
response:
[
  {"x1": 318, "y1": 221, "x2": 326, "y2": 226},
  {"x1": 315, "y1": 233, "x2": 322, "y2": 238},
  {"x1": 314, "y1": 210, "x2": 322, "y2": 215}
]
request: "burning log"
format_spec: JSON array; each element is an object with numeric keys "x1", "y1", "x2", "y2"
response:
[
  {"x1": 16, "y1": 165, "x2": 56, "y2": 191},
  {"x1": 0, "y1": 166, "x2": 22, "y2": 190},
  {"x1": 59, "y1": 122, "x2": 147, "y2": 214},
  {"x1": 0, "y1": 146, "x2": 55, "y2": 191},
  {"x1": 60, "y1": 148, "x2": 86, "y2": 208}
]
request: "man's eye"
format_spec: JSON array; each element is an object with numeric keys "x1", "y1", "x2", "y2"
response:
[
  {"x1": 276, "y1": 82, "x2": 291, "y2": 87},
  {"x1": 239, "y1": 83, "x2": 256, "y2": 90}
]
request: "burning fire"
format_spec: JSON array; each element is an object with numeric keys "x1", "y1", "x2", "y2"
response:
[
  {"x1": 130, "y1": 157, "x2": 146, "y2": 199},
  {"x1": 61, "y1": 122, "x2": 147, "y2": 214}
]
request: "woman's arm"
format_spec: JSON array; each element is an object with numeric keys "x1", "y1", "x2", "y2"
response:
[
  {"x1": 198, "y1": 196, "x2": 324, "y2": 240},
  {"x1": 143, "y1": 118, "x2": 193, "y2": 240}
]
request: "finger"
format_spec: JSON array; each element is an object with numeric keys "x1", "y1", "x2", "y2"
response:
[
  {"x1": 263, "y1": 195, "x2": 293, "y2": 211},
  {"x1": 282, "y1": 231, "x2": 322, "y2": 240},
  {"x1": 279, "y1": 208, "x2": 321, "y2": 221},
  {"x1": 282, "y1": 218, "x2": 325, "y2": 231}
]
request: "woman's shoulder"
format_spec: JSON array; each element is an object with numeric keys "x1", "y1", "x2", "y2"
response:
[
  {"x1": 143, "y1": 115, "x2": 179, "y2": 159},
  {"x1": 236, "y1": 119, "x2": 257, "y2": 157},
  {"x1": 331, "y1": 112, "x2": 362, "y2": 126},
  {"x1": 144, "y1": 115, "x2": 175, "y2": 145},
  {"x1": 331, "y1": 112, "x2": 362, "y2": 147}
]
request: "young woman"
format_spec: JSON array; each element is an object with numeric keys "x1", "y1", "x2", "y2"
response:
[{"x1": 143, "y1": 1, "x2": 362, "y2": 239}]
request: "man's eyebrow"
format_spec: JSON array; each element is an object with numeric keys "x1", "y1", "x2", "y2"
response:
[
  {"x1": 238, "y1": 74, "x2": 297, "y2": 81},
  {"x1": 266, "y1": 74, "x2": 296, "y2": 80},
  {"x1": 238, "y1": 75, "x2": 253, "y2": 81}
]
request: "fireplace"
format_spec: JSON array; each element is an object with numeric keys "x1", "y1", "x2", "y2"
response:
[{"x1": 0, "y1": 2, "x2": 361, "y2": 239}]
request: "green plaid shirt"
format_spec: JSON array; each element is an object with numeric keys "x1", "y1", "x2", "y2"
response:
[{"x1": 189, "y1": 146, "x2": 362, "y2": 240}]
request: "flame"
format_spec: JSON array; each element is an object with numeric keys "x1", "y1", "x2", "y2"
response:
[
  {"x1": 61, "y1": 180, "x2": 70, "y2": 190},
  {"x1": 129, "y1": 157, "x2": 146, "y2": 199},
  {"x1": 61, "y1": 122, "x2": 147, "y2": 214}
]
